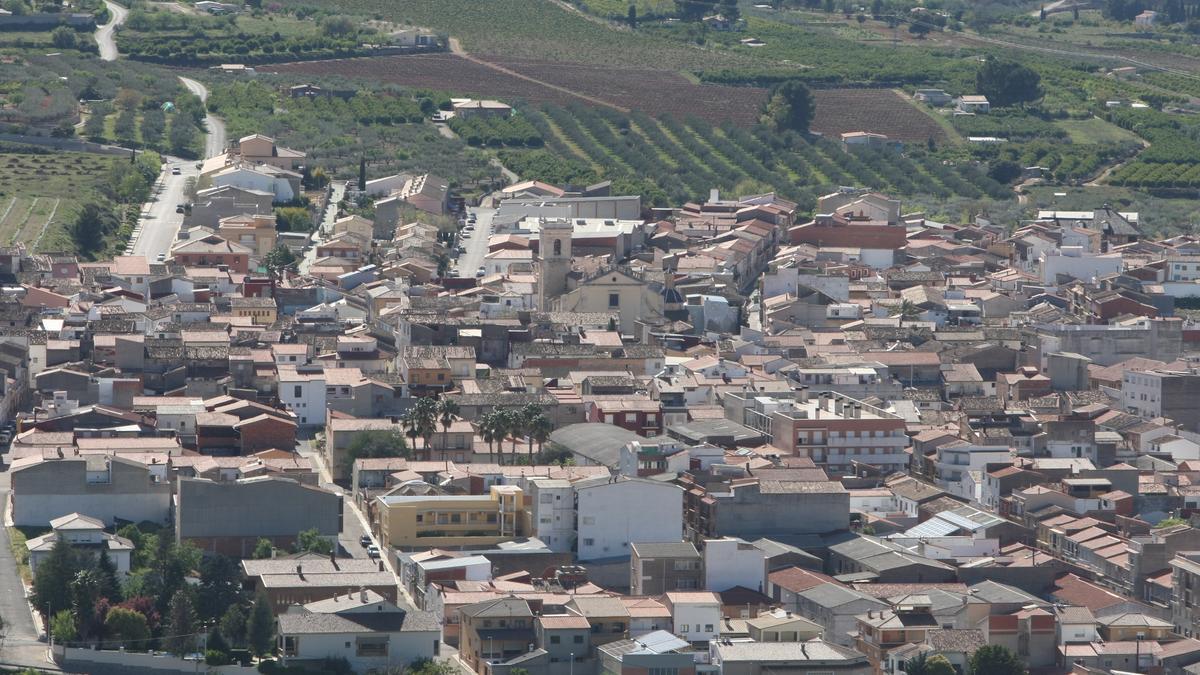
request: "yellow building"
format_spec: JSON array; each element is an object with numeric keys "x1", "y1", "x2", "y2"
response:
[
  {"x1": 217, "y1": 213, "x2": 278, "y2": 257},
  {"x1": 375, "y1": 485, "x2": 526, "y2": 550}
]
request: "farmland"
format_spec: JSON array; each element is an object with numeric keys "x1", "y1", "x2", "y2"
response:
[
  {"x1": 503, "y1": 103, "x2": 1012, "y2": 211},
  {"x1": 0, "y1": 151, "x2": 118, "y2": 252},
  {"x1": 262, "y1": 54, "x2": 768, "y2": 125},
  {"x1": 809, "y1": 89, "x2": 949, "y2": 143}
]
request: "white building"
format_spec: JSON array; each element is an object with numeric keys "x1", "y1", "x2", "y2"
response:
[
  {"x1": 27, "y1": 513, "x2": 133, "y2": 576},
  {"x1": 277, "y1": 365, "x2": 326, "y2": 427},
  {"x1": 278, "y1": 590, "x2": 440, "y2": 672},
  {"x1": 526, "y1": 477, "x2": 575, "y2": 553},
  {"x1": 211, "y1": 165, "x2": 297, "y2": 202},
  {"x1": 1040, "y1": 247, "x2": 1123, "y2": 284},
  {"x1": 703, "y1": 537, "x2": 767, "y2": 593},
  {"x1": 663, "y1": 591, "x2": 721, "y2": 645},
  {"x1": 575, "y1": 476, "x2": 683, "y2": 562}
]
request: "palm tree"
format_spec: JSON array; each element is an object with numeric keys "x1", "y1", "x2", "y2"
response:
[
  {"x1": 437, "y1": 398, "x2": 461, "y2": 459},
  {"x1": 518, "y1": 403, "x2": 543, "y2": 462},
  {"x1": 413, "y1": 398, "x2": 438, "y2": 456},
  {"x1": 498, "y1": 410, "x2": 520, "y2": 464},
  {"x1": 530, "y1": 414, "x2": 554, "y2": 463},
  {"x1": 889, "y1": 298, "x2": 921, "y2": 328},
  {"x1": 401, "y1": 408, "x2": 421, "y2": 458},
  {"x1": 478, "y1": 412, "x2": 498, "y2": 464}
]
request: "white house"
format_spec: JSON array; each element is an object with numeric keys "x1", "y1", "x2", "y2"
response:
[
  {"x1": 211, "y1": 165, "x2": 298, "y2": 202},
  {"x1": 574, "y1": 476, "x2": 683, "y2": 562},
  {"x1": 956, "y1": 95, "x2": 991, "y2": 114},
  {"x1": 278, "y1": 590, "x2": 440, "y2": 672},
  {"x1": 27, "y1": 513, "x2": 133, "y2": 576},
  {"x1": 277, "y1": 365, "x2": 326, "y2": 427},
  {"x1": 663, "y1": 591, "x2": 721, "y2": 645},
  {"x1": 703, "y1": 537, "x2": 767, "y2": 593}
]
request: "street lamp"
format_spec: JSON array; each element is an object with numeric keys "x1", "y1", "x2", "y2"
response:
[{"x1": 570, "y1": 652, "x2": 574, "y2": 675}]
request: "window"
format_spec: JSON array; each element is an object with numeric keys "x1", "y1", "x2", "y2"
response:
[
  {"x1": 608, "y1": 293, "x2": 620, "y2": 308},
  {"x1": 680, "y1": 624, "x2": 689, "y2": 633},
  {"x1": 583, "y1": 538, "x2": 595, "y2": 546},
  {"x1": 553, "y1": 239, "x2": 562, "y2": 256},
  {"x1": 704, "y1": 624, "x2": 713, "y2": 633},
  {"x1": 293, "y1": 385, "x2": 302, "y2": 398},
  {"x1": 574, "y1": 635, "x2": 584, "y2": 644},
  {"x1": 283, "y1": 636, "x2": 298, "y2": 657},
  {"x1": 356, "y1": 637, "x2": 388, "y2": 657},
  {"x1": 550, "y1": 636, "x2": 561, "y2": 645}
]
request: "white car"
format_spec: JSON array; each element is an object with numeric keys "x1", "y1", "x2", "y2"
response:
[
  {"x1": 156, "y1": 253, "x2": 166, "y2": 261},
  {"x1": 475, "y1": 266, "x2": 486, "y2": 277}
]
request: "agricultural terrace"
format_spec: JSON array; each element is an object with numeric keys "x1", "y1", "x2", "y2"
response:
[{"x1": 0, "y1": 151, "x2": 117, "y2": 253}]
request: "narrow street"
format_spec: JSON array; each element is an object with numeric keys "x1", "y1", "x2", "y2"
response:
[
  {"x1": 0, "y1": 457, "x2": 58, "y2": 670},
  {"x1": 300, "y1": 181, "x2": 346, "y2": 274},
  {"x1": 94, "y1": 0, "x2": 127, "y2": 62},
  {"x1": 455, "y1": 206, "x2": 495, "y2": 278}
]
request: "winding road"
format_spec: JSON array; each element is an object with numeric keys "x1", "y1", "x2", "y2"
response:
[
  {"x1": 95, "y1": 0, "x2": 127, "y2": 61},
  {"x1": 93, "y1": 0, "x2": 228, "y2": 259}
]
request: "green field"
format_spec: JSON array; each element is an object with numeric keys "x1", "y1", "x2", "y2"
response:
[
  {"x1": 1056, "y1": 117, "x2": 1142, "y2": 145},
  {"x1": 0, "y1": 152, "x2": 119, "y2": 252}
]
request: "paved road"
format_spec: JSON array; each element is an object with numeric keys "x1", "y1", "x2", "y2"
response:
[
  {"x1": 95, "y1": 0, "x2": 127, "y2": 62},
  {"x1": 128, "y1": 78, "x2": 225, "y2": 259},
  {"x1": 180, "y1": 77, "x2": 226, "y2": 161},
  {"x1": 0, "y1": 456, "x2": 57, "y2": 671},
  {"x1": 299, "y1": 182, "x2": 345, "y2": 274},
  {"x1": 455, "y1": 206, "x2": 494, "y2": 279}
]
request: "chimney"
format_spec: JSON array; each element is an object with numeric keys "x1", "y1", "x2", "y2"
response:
[
  {"x1": 296, "y1": 564, "x2": 303, "y2": 579},
  {"x1": 798, "y1": 386, "x2": 809, "y2": 403},
  {"x1": 834, "y1": 397, "x2": 845, "y2": 416},
  {"x1": 360, "y1": 587, "x2": 368, "y2": 603}
]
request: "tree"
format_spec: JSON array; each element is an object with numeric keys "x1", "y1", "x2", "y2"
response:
[
  {"x1": 49, "y1": 610, "x2": 77, "y2": 645},
  {"x1": 320, "y1": 15, "x2": 355, "y2": 36},
  {"x1": 71, "y1": 569, "x2": 103, "y2": 640},
  {"x1": 720, "y1": 0, "x2": 740, "y2": 22},
  {"x1": 926, "y1": 655, "x2": 958, "y2": 675},
  {"x1": 104, "y1": 607, "x2": 150, "y2": 650},
  {"x1": 975, "y1": 58, "x2": 1043, "y2": 107},
  {"x1": 251, "y1": 538, "x2": 274, "y2": 560},
  {"x1": 246, "y1": 591, "x2": 275, "y2": 656},
  {"x1": 908, "y1": 20, "x2": 930, "y2": 36},
  {"x1": 760, "y1": 80, "x2": 816, "y2": 134},
  {"x1": 871, "y1": 0, "x2": 884, "y2": 16},
  {"x1": 265, "y1": 244, "x2": 297, "y2": 278},
  {"x1": 969, "y1": 645, "x2": 1026, "y2": 675},
  {"x1": 479, "y1": 411, "x2": 499, "y2": 464},
  {"x1": 206, "y1": 625, "x2": 230, "y2": 661},
  {"x1": 33, "y1": 540, "x2": 78, "y2": 619},
  {"x1": 343, "y1": 429, "x2": 410, "y2": 475},
  {"x1": 405, "y1": 397, "x2": 439, "y2": 455},
  {"x1": 117, "y1": 597, "x2": 161, "y2": 633},
  {"x1": 437, "y1": 398, "x2": 461, "y2": 458},
  {"x1": 434, "y1": 252, "x2": 451, "y2": 278},
  {"x1": 95, "y1": 548, "x2": 122, "y2": 604},
  {"x1": 67, "y1": 202, "x2": 117, "y2": 259},
  {"x1": 294, "y1": 528, "x2": 334, "y2": 555},
  {"x1": 197, "y1": 555, "x2": 242, "y2": 621},
  {"x1": 358, "y1": 156, "x2": 367, "y2": 189},
  {"x1": 628, "y1": 4, "x2": 638, "y2": 27},
  {"x1": 889, "y1": 299, "x2": 922, "y2": 327},
  {"x1": 220, "y1": 605, "x2": 248, "y2": 649},
  {"x1": 51, "y1": 25, "x2": 77, "y2": 49},
  {"x1": 530, "y1": 414, "x2": 554, "y2": 461},
  {"x1": 164, "y1": 590, "x2": 197, "y2": 656},
  {"x1": 988, "y1": 159, "x2": 1023, "y2": 184},
  {"x1": 676, "y1": 0, "x2": 716, "y2": 21},
  {"x1": 168, "y1": 115, "x2": 198, "y2": 156}
]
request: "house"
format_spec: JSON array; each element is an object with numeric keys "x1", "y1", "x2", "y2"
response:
[
  {"x1": 710, "y1": 639, "x2": 872, "y2": 675},
  {"x1": 26, "y1": 512, "x2": 133, "y2": 576},
  {"x1": 278, "y1": 590, "x2": 439, "y2": 672},
  {"x1": 175, "y1": 476, "x2": 342, "y2": 557},
  {"x1": 630, "y1": 541, "x2": 703, "y2": 595},
  {"x1": 663, "y1": 591, "x2": 721, "y2": 645},
  {"x1": 395, "y1": 173, "x2": 450, "y2": 215},
  {"x1": 234, "y1": 133, "x2": 306, "y2": 171},
  {"x1": 243, "y1": 556, "x2": 400, "y2": 612},
  {"x1": 451, "y1": 99, "x2": 513, "y2": 119},
  {"x1": 217, "y1": 213, "x2": 277, "y2": 257},
  {"x1": 840, "y1": 132, "x2": 891, "y2": 149},
  {"x1": 914, "y1": 89, "x2": 953, "y2": 106},
  {"x1": 956, "y1": 95, "x2": 991, "y2": 114},
  {"x1": 1135, "y1": 9, "x2": 1158, "y2": 26},
  {"x1": 211, "y1": 163, "x2": 301, "y2": 203},
  {"x1": 460, "y1": 597, "x2": 535, "y2": 672},
  {"x1": 169, "y1": 234, "x2": 251, "y2": 273}
]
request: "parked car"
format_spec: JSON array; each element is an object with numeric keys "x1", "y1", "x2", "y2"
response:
[
  {"x1": 359, "y1": 535, "x2": 372, "y2": 548},
  {"x1": 171, "y1": 167, "x2": 181, "y2": 175},
  {"x1": 156, "y1": 253, "x2": 166, "y2": 261},
  {"x1": 367, "y1": 545, "x2": 381, "y2": 559},
  {"x1": 475, "y1": 266, "x2": 486, "y2": 277}
]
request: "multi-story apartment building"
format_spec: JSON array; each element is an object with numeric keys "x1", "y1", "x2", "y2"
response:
[
  {"x1": 375, "y1": 485, "x2": 526, "y2": 550},
  {"x1": 1122, "y1": 369, "x2": 1200, "y2": 433},
  {"x1": 630, "y1": 542, "x2": 702, "y2": 595},
  {"x1": 724, "y1": 390, "x2": 907, "y2": 476}
]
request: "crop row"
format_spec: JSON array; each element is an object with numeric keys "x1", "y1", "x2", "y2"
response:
[{"x1": 448, "y1": 114, "x2": 543, "y2": 148}]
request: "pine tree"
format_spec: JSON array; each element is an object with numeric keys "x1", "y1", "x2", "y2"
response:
[
  {"x1": 164, "y1": 590, "x2": 197, "y2": 656},
  {"x1": 220, "y1": 605, "x2": 248, "y2": 649},
  {"x1": 246, "y1": 591, "x2": 275, "y2": 656},
  {"x1": 96, "y1": 548, "x2": 122, "y2": 604},
  {"x1": 33, "y1": 540, "x2": 78, "y2": 619}
]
